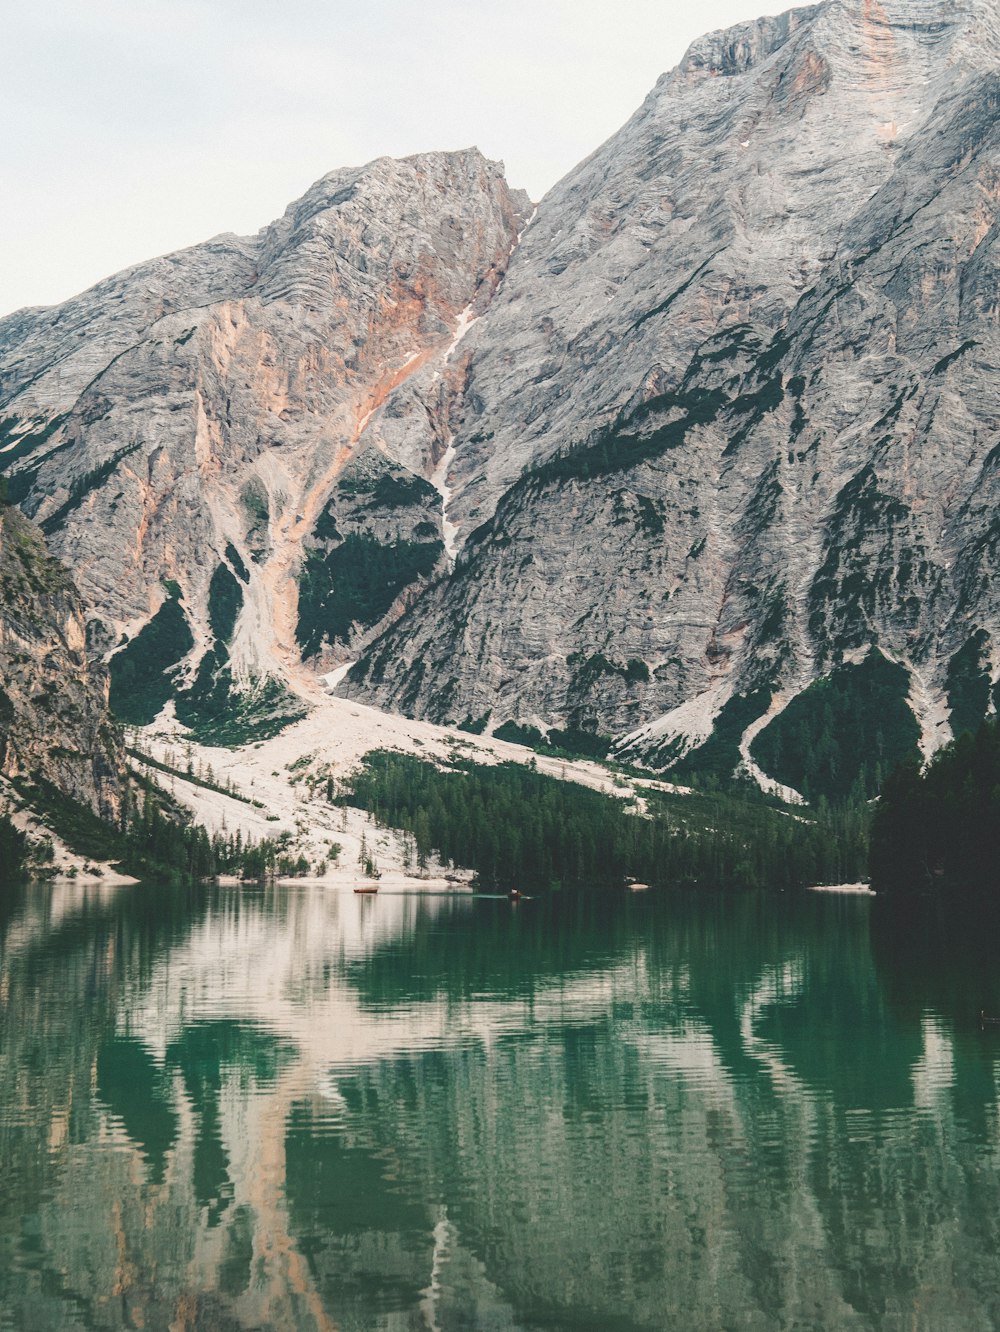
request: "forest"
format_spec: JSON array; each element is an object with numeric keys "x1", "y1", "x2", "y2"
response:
[
  {"x1": 1, "y1": 759, "x2": 336, "y2": 887},
  {"x1": 869, "y1": 715, "x2": 1000, "y2": 899},
  {"x1": 4, "y1": 745, "x2": 871, "y2": 892},
  {"x1": 0, "y1": 812, "x2": 28, "y2": 880},
  {"x1": 336, "y1": 750, "x2": 869, "y2": 892}
]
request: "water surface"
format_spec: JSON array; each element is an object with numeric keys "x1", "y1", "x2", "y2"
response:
[{"x1": 2, "y1": 881, "x2": 999, "y2": 1330}]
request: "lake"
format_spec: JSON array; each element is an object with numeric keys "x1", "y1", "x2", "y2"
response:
[{"x1": 2, "y1": 880, "x2": 1000, "y2": 1330}]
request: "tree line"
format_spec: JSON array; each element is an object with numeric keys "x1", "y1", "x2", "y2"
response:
[
  {"x1": 337, "y1": 751, "x2": 869, "y2": 892},
  {"x1": 2, "y1": 773, "x2": 322, "y2": 888},
  {"x1": 870, "y1": 715, "x2": 1000, "y2": 900}
]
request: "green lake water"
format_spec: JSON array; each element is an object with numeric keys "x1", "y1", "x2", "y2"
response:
[{"x1": 2, "y1": 881, "x2": 1000, "y2": 1330}]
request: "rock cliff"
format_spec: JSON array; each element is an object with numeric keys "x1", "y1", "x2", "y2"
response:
[
  {"x1": 345, "y1": 0, "x2": 1000, "y2": 785},
  {"x1": 0, "y1": 150, "x2": 528, "y2": 734},
  {"x1": 4, "y1": 0, "x2": 1000, "y2": 794},
  {"x1": 0, "y1": 502, "x2": 122, "y2": 819}
]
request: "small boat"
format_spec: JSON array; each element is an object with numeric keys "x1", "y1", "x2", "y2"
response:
[
  {"x1": 508, "y1": 889, "x2": 523, "y2": 901},
  {"x1": 629, "y1": 882, "x2": 650, "y2": 892},
  {"x1": 354, "y1": 886, "x2": 379, "y2": 895}
]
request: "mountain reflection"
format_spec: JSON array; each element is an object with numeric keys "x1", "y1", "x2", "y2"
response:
[{"x1": 2, "y1": 882, "x2": 1000, "y2": 1329}]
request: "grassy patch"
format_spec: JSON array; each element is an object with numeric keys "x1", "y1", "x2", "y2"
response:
[
  {"x1": 567, "y1": 652, "x2": 650, "y2": 693},
  {"x1": 224, "y1": 542, "x2": 250, "y2": 584},
  {"x1": 807, "y1": 466, "x2": 935, "y2": 660},
  {"x1": 456, "y1": 713, "x2": 490, "y2": 735},
  {"x1": 0, "y1": 413, "x2": 69, "y2": 472},
  {"x1": 547, "y1": 728, "x2": 613, "y2": 760},
  {"x1": 493, "y1": 721, "x2": 547, "y2": 748},
  {"x1": 0, "y1": 812, "x2": 29, "y2": 881},
  {"x1": 174, "y1": 661, "x2": 306, "y2": 747},
  {"x1": 12, "y1": 777, "x2": 125, "y2": 865},
  {"x1": 931, "y1": 340, "x2": 977, "y2": 375},
  {"x1": 40, "y1": 442, "x2": 141, "y2": 536},
  {"x1": 516, "y1": 386, "x2": 728, "y2": 490},
  {"x1": 0, "y1": 506, "x2": 75, "y2": 599},
  {"x1": 669, "y1": 690, "x2": 772, "y2": 785},
  {"x1": 364, "y1": 472, "x2": 439, "y2": 509},
  {"x1": 490, "y1": 720, "x2": 612, "y2": 762}
]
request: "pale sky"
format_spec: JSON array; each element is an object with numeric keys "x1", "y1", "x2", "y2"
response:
[{"x1": 1, "y1": 0, "x2": 773, "y2": 317}]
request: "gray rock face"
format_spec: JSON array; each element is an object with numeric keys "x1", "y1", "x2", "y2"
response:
[
  {"x1": 0, "y1": 505, "x2": 122, "y2": 818},
  {"x1": 0, "y1": 151, "x2": 528, "y2": 710},
  {"x1": 346, "y1": 0, "x2": 1000, "y2": 769}
]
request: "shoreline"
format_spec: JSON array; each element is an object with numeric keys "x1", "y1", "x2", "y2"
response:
[{"x1": 806, "y1": 882, "x2": 875, "y2": 896}]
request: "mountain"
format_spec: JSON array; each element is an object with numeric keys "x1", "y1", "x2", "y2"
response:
[
  {"x1": 344, "y1": 0, "x2": 1000, "y2": 791},
  {"x1": 0, "y1": 500, "x2": 122, "y2": 821},
  {"x1": 0, "y1": 151, "x2": 529, "y2": 738},
  {"x1": 3, "y1": 0, "x2": 1000, "y2": 798}
]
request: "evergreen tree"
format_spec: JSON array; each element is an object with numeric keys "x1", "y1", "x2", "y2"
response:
[
  {"x1": 870, "y1": 716, "x2": 1000, "y2": 901},
  {"x1": 334, "y1": 750, "x2": 868, "y2": 893}
]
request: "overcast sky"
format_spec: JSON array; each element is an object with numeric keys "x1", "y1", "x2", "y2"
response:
[{"x1": 2, "y1": 0, "x2": 773, "y2": 317}]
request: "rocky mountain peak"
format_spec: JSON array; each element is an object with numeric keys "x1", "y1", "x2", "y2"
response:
[
  {"x1": 340, "y1": 0, "x2": 1000, "y2": 796},
  {"x1": 673, "y1": 0, "x2": 1000, "y2": 89},
  {"x1": 0, "y1": 147, "x2": 528, "y2": 739},
  {"x1": 673, "y1": 5, "x2": 819, "y2": 84},
  {"x1": 426, "y1": 0, "x2": 1000, "y2": 542}
]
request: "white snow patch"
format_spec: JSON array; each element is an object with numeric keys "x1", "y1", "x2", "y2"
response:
[
  {"x1": 430, "y1": 439, "x2": 460, "y2": 563},
  {"x1": 443, "y1": 304, "x2": 477, "y2": 362},
  {"x1": 426, "y1": 303, "x2": 484, "y2": 545},
  {"x1": 323, "y1": 661, "x2": 356, "y2": 691},
  {"x1": 426, "y1": 303, "x2": 480, "y2": 562},
  {"x1": 429, "y1": 306, "x2": 477, "y2": 386},
  {"x1": 516, "y1": 206, "x2": 539, "y2": 245},
  {"x1": 493, "y1": 208, "x2": 538, "y2": 301}
]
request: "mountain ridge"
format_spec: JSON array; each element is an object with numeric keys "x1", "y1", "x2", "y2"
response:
[
  {"x1": 3, "y1": 0, "x2": 1000, "y2": 800},
  {"x1": 343, "y1": 0, "x2": 1000, "y2": 791},
  {"x1": 0, "y1": 148, "x2": 529, "y2": 738}
]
